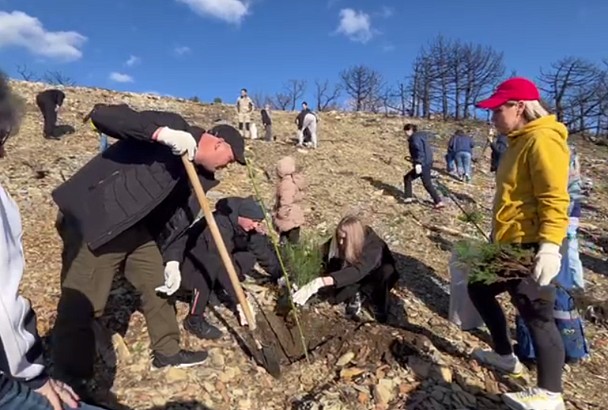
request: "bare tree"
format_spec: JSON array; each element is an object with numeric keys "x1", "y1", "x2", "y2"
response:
[
  {"x1": 15, "y1": 64, "x2": 40, "y2": 81},
  {"x1": 282, "y1": 79, "x2": 307, "y2": 111},
  {"x1": 538, "y1": 57, "x2": 604, "y2": 127},
  {"x1": 339, "y1": 65, "x2": 384, "y2": 111},
  {"x1": 271, "y1": 93, "x2": 292, "y2": 110},
  {"x1": 251, "y1": 91, "x2": 271, "y2": 108},
  {"x1": 313, "y1": 79, "x2": 341, "y2": 111},
  {"x1": 42, "y1": 71, "x2": 76, "y2": 86}
]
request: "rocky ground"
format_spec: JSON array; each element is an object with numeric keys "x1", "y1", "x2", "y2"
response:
[{"x1": 3, "y1": 80, "x2": 608, "y2": 410}]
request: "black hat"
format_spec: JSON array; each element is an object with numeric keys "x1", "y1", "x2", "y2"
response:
[
  {"x1": 209, "y1": 124, "x2": 246, "y2": 165},
  {"x1": 237, "y1": 197, "x2": 264, "y2": 221}
]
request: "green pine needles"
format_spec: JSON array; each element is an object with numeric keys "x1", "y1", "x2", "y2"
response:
[
  {"x1": 454, "y1": 240, "x2": 535, "y2": 285},
  {"x1": 281, "y1": 235, "x2": 326, "y2": 288}
]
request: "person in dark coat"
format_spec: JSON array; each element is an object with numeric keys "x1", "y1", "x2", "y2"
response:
[
  {"x1": 291, "y1": 216, "x2": 398, "y2": 323},
  {"x1": 489, "y1": 133, "x2": 508, "y2": 172},
  {"x1": 402, "y1": 124, "x2": 444, "y2": 209},
  {"x1": 447, "y1": 129, "x2": 475, "y2": 181},
  {"x1": 179, "y1": 197, "x2": 281, "y2": 339},
  {"x1": 261, "y1": 104, "x2": 273, "y2": 142},
  {"x1": 35, "y1": 89, "x2": 65, "y2": 140},
  {"x1": 50, "y1": 104, "x2": 245, "y2": 402}
]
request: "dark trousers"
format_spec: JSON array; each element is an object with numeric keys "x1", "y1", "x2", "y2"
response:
[
  {"x1": 52, "y1": 213, "x2": 180, "y2": 381},
  {"x1": 326, "y1": 263, "x2": 398, "y2": 322},
  {"x1": 238, "y1": 122, "x2": 250, "y2": 131},
  {"x1": 35, "y1": 97, "x2": 57, "y2": 138},
  {"x1": 186, "y1": 251, "x2": 257, "y2": 316},
  {"x1": 280, "y1": 227, "x2": 300, "y2": 245},
  {"x1": 468, "y1": 278, "x2": 564, "y2": 393},
  {"x1": 264, "y1": 124, "x2": 273, "y2": 141},
  {"x1": 403, "y1": 165, "x2": 441, "y2": 204}
]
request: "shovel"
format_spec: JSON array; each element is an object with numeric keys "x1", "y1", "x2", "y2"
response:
[{"x1": 180, "y1": 155, "x2": 281, "y2": 377}]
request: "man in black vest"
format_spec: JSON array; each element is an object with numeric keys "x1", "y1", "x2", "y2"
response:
[{"x1": 50, "y1": 104, "x2": 245, "y2": 403}]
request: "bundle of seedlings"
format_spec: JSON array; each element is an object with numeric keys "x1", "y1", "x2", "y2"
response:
[{"x1": 453, "y1": 239, "x2": 535, "y2": 285}]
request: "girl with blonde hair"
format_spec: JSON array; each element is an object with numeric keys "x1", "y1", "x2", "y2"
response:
[
  {"x1": 291, "y1": 215, "x2": 398, "y2": 322},
  {"x1": 472, "y1": 77, "x2": 569, "y2": 410}
]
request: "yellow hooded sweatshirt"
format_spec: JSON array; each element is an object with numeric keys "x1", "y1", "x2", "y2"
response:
[{"x1": 493, "y1": 115, "x2": 570, "y2": 246}]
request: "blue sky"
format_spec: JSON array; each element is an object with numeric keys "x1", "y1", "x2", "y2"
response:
[{"x1": 0, "y1": 0, "x2": 607, "y2": 106}]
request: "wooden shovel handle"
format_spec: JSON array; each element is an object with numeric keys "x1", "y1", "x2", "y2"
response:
[{"x1": 181, "y1": 155, "x2": 256, "y2": 329}]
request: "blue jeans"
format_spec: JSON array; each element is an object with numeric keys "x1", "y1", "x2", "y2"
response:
[
  {"x1": 0, "y1": 379, "x2": 104, "y2": 410},
  {"x1": 445, "y1": 154, "x2": 455, "y2": 173},
  {"x1": 454, "y1": 151, "x2": 472, "y2": 177},
  {"x1": 99, "y1": 133, "x2": 108, "y2": 152}
]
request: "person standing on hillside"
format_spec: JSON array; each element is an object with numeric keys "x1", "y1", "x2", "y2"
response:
[
  {"x1": 261, "y1": 104, "x2": 273, "y2": 142},
  {"x1": 35, "y1": 89, "x2": 65, "y2": 140},
  {"x1": 489, "y1": 131, "x2": 508, "y2": 173},
  {"x1": 295, "y1": 102, "x2": 318, "y2": 149},
  {"x1": 402, "y1": 124, "x2": 444, "y2": 209},
  {"x1": 51, "y1": 104, "x2": 246, "y2": 404},
  {"x1": 470, "y1": 77, "x2": 569, "y2": 410},
  {"x1": 0, "y1": 73, "x2": 106, "y2": 410},
  {"x1": 447, "y1": 129, "x2": 475, "y2": 182},
  {"x1": 236, "y1": 88, "x2": 255, "y2": 138}
]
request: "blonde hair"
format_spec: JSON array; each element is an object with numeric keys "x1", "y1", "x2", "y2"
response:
[
  {"x1": 508, "y1": 100, "x2": 550, "y2": 122},
  {"x1": 335, "y1": 215, "x2": 366, "y2": 265}
]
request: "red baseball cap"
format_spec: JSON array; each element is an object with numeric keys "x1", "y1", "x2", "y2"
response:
[{"x1": 476, "y1": 77, "x2": 540, "y2": 110}]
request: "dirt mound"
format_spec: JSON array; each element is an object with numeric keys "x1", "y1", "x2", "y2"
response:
[{"x1": 4, "y1": 80, "x2": 608, "y2": 410}]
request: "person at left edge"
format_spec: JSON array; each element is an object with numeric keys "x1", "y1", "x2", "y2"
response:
[{"x1": 50, "y1": 104, "x2": 245, "y2": 402}]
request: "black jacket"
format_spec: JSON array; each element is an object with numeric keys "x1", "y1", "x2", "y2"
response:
[
  {"x1": 261, "y1": 109, "x2": 271, "y2": 126},
  {"x1": 322, "y1": 226, "x2": 395, "y2": 288},
  {"x1": 36, "y1": 89, "x2": 65, "y2": 108},
  {"x1": 295, "y1": 108, "x2": 315, "y2": 130},
  {"x1": 182, "y1": 197, "x2": 281, "y2": 283},
  {"x1": 51, "y1": 104, "x2": 218, "y2": 262},
  {"x1": 408, "y1": 131, "x2": 434, "y2": 167},
  {"x1": 490, "y1": 134, "x2": 508, "y2": 172}
]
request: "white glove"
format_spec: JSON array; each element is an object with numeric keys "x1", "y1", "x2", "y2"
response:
[
  {"x1": 292, "y1": 277, "x2": 326, "y2": 306},
  {"x1": 237, "y1": 298, "x2": 256, "y2": 327},
  {"x1": 154, "y1": 127, "x2": 197, "y2": 160},
  {"x1": 532, "y1": 242, "x2": 562, "y2": 286},
  {"x1": 414, "y1": 164, "x2": 422, "y2": 174},
  {"x1": 155, "y1": 261, "x2": 181, "y2": 295},
  {"x1": 277, "y1": 276, "x2": 299, "y2": 292}
]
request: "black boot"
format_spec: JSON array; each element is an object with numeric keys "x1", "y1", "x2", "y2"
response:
[
  {"x1": 345, "y1": 292, "x2": 362, "y2": 319},
  {"x1": 183, "y1": 314, "x2": 223, "y2": 340}
]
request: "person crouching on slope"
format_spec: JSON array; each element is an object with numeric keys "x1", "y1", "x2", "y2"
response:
[
  {"x1": 273, "y1": 156, "x2": 306, "y2": 245},
  {"x1": 291, "y1": 215, "x2": 399, "y2": 323},
  {"x1": 470, "y1": 77, "x2": 569, "y2": 410}
]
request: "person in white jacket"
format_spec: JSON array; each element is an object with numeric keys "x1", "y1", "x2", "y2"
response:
[{"x1": 0, "y1": 72, "x2": 105, "y2": 410}]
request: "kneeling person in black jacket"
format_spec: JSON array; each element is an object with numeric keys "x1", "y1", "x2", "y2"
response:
[
  {"x1": 180, "y1": 197, "x2": 281, "y2": 339},
  {"x1": 51, "y1": 104, "x2": 245, "y2": 401},
  {"x1": 292, "y1": 215, "x2": 398, "y2": 323}
]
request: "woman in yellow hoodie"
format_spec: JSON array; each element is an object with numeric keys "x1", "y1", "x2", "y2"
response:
[{"x1": 470, "y1": 78, "x2": 569, "y2": 410}]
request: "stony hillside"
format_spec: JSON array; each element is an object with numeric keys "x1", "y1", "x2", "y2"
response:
[{"x1": 3, "y1": 80, "x2": 608, "y2": 410}]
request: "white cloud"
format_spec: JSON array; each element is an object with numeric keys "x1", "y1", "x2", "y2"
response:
[
  {"x1": 0, "y1": 11, "x2": 87, "y2": 61},
  {"x1": 174, "y1": 46, "x2": 191, "y2": 55},
  {"x1": 376, "y1": 6, "x2": 393, "y2": 18},
  {"x1": 176, "y1": 0, "x2": 249, "y2": 25},
  {"x1": 125, "y1": 55, "x2": 140, "y2": 66},
  {"x1": 381, "y1": 44, "x2": 395, "y2": 52},
  {"x1": 109, "y1": 72, "x2": 134, "y2": 83},
  {"x1": 336, "y1": 9, "x2": 374, "y2": 44}
]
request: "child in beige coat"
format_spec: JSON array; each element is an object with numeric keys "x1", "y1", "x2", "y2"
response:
[{"x1": 273, "y1": 156, "x2": 306, "y2": 244}]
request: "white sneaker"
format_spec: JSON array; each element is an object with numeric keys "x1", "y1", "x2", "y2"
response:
[
  {"x1": 502, "y1": 388, "x2": 565, "y2": 410},
  {"x1": 472, "y1": 349, "x2": 524, "y2": 376},
  {"x1": 403, "y1": 197, "x2": 415, "y2": 204}
]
